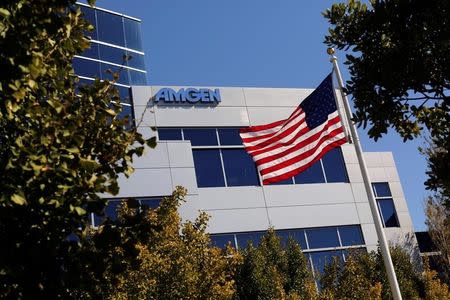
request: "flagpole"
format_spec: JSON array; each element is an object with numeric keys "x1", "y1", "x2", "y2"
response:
[{"x1": 327, "y1": 48, "x2": 403, "y2": 300}]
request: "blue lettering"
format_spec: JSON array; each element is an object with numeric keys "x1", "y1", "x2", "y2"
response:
[
  {"x1": 185, "y1": 88, "x2": 200, "y2": 103},
  {"x1": 154, "y1": 88, "x2": 170, "y2": 102},
  {"x1": 210, "y1": 89, "x2": 221, "y2": 102},
  {"x1": 154, "y1": 88, "x2": 221, "y2": 104},
  {"x1": 169, "y1": 88, "x2": 186, "y2": 102},
  {"x1": 199, "y1": 88, "x2": 210, "y2": 103}
]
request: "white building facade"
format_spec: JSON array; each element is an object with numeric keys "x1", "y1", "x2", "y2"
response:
[{"x1": 103, "y1": 85, "x2": 418, "y2": 272}]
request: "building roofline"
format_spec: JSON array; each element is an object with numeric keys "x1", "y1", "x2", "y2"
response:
[{"x1": 76, "y1": 2, "x2": 141, "y2": 22}]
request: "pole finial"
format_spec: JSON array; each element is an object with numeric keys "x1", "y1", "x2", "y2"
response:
[{"x1": 327, "y1": 47, "x2": 335, "y2": 55}]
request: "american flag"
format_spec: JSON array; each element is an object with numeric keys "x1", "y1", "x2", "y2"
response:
[{"x1": 239, "y1": 73, "x2": 347, "y2": 185}]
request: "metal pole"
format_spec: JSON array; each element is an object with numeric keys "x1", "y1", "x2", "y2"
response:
[{"x1": 327, "y1": 48, "x2": 403, "y2": 300}]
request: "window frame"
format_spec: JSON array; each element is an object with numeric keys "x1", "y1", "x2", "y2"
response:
[{"x1": 372, "y1": 182, "x2": 400, "y2": 228}]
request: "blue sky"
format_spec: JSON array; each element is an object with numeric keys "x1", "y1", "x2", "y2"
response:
[{"x1": 95, "y1": 0, "x2": 428, "y2": 231}]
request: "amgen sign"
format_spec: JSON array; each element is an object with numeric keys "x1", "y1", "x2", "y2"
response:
[{"x1": 154, "y1": 88, "x2": 221, "y2": 104}]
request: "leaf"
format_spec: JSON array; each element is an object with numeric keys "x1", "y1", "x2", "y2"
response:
[
  {"x1": 0, "y1": 8, "x2": 10, "y2": 17},
  {"x1": 11, "y1": 194, "x2": 26, "y2": 205},
  {"x1": 74, "y1": 206, "x2": 86, "y2": 216}
]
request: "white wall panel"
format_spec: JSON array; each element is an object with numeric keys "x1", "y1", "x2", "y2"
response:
[
  {"x1": 385, "y1": 167, "x2": 400, "y2": 182},
  {"x1": 134, "y1": 104, "x2": 156, "y2": 127},
  {"x1": 356, "y1": 202, "x2": 373, "y2": 224},
  {"x1": 264, "y1": 183, "x2": 354, "y2": 207},
  {"x1": 389, "y1": 181, "x2": 405, "y2": 198},
  {"x1": 361, "y1": 223, "x2": 378, "y2": 247},
  {"x1": 206, "y1": 208, "x2": 271, "y2": 233},
  {"x1": 246, "y1": 107, "x2": 294, "y2": 126},
  {"x1": 132, "y1": 143, "x2": 169, "y2": 169},
  {"x1": 350, "y1": 183, "x2": 369, "y2": 203},
  {"x1": 364, "y1": 152, "x2": 383, "y2": 168},
  {"x1": 131, "y1": 86, "x2": 152, "y2": 106},
  {"x1": 346, "y1": 164, "x2": 364, "y2": 183},
  {"x1": 268, "y1": 203, "x2": 360, "y2": 229},
  {"x1": 170, "y1": 167, "x2": 198, "y2": 195},
  {"x1": 381, "y1": 152, "x2": 395, "y2": 167},
  {"x1": 198, "y1": 187, "x2": 266, "y2": 210},
  {"x1": 243, "y1": 88, "x2": 311, "y2": 107},
  {"x1": 167, "y1": 141, "x2": 194, "y2": 168},
  {"x1": 367, "y1": 167, "x2": 387, "y2": 182},
  {"x1": 116, "y1": 168, "x2": 172, "y2": 198}
]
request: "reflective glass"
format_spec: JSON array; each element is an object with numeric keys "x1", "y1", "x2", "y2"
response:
[
  {"x1": 310, "y1": 250, "x2": 342, "y2": 274},
  {"x1": 338, "y1": 225, "x2": 364, "y2": 246},
  {"x1": 73, "y1": 57, "x2": 100, "y2": 78},
  {"x1": 158, "y1": 128, "x2": 182, "y2": 140},
  {"x1": 218, "y1": 128, "x2": 243, "y2": 145},
  {"x1": 126, "y1": 51, "x2": 146, "y2": 70},
  {"x1": 99, "y1": 44, "x2": 127, "y2": 65},
  {"x1": 321, "y1": 147, "x2": 348, "y2": 183},
  {"x1": 116, "y1": 85, "x2": 131, "y2": 104},
  {"x1": 96, "y1": 10, "x2": 125, "y2": 46},
  {"x1": 183, "y1": 128, "x2": 218, "y2": 146},
  {"x1": 277, "y1": 229, "x2": 307, "y2": 249},
  {"x1": 236, "y1": 232, "x2": 264, "y2": 249},
  {"x1": 139, "y1": 198, "x2": 162, "y2": 209},
  {"x1": 124, "y1": 18, "x2": 143, "y2": 51},
  {"x1": 373, "y1": 182, "x2": 392, "y2": 197},
  {"x1": 93, "y1": 199, "x2": 121, "y2": 226},
  {"x1": 211, "y1": 234, "x2": 236, "y2": 248},
  {"x1": 117, "y1": 105, "x2": 133, "y2": 130},
  {"x1": 293, "y1": 160, "x2": 325, "y2": 184},
  {"x1": 80, "y1": 6, "x2": 97, "y2": 39},
  {"x1": 100, "y1": 63, "x2": 129, "y2": 85},
  {"x1": 222, "y1": 149, "x2": 259, "y2": 186},
  {"x1": 306, "y1": 227, "x2": 340, "y2": 249},
  {"x1": 81, "y1": 42, "x2": 99, "y2": 59},
  {"x1": 192, "y1": 149, "x2": 225, "y2": 187},
  {"x1": 270, "y1": 177, "x2": 294, "y2": 185},
  {"x1": 378, "y1": 199, "x2": 399, "y2": 227},
  {"x1": 129, "y1": 70, "x2": 147, "y2": 85}
]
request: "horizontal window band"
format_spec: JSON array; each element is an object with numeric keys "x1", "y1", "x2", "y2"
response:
[
  {"x1": 74, "y1": 55, "x2": 147, "y2": 73},
  {"x1": 89, "y1": 39, "x2": 145, "y2": 55}
]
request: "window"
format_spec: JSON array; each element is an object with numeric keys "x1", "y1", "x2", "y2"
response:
[
  {"x1": 81, "y1": 42, "x2": 99, "y2": 60},
  {"x1": 96, "y1": 10, "x2": 125, "y2": 46},
  {"x1": 338, "y1": 225, "x2": 365, "y2": 246},
  {"x1": 73, "y1": 57, "x2": 100, "y2": 78},
  {"x1": 236, "y1": 231, "x2": 265, "y2": 248},
  {"x1": 372, "y1": 183, "x2": 400, "y2": 227},
  {"x1": 92, "y1": 197, "x2": 163, "y2": 226},
  {"x1": 124, "y1": 18, "x2": 143, "y2": 51},
  {"x1": 129, "y1": 70, "x2": 147, "y2": 85},
  {"x1": 99, "y1": 44, "x2": 127, "y2": 65},
  {"x1": 306, "y1": 227, "x2": 340, "y2": 249},
  {"x1": 80, "y1": 5, "x2": 97, "y2": 40},
  {"x1": 192, "y1": 149, "x2": 225, "y2": 187},
  {"x1": 211, "y1": 234, "x2": 236, "y2": 249},
  {"x1": 157, "y1": 127, "x2": 349, "y2": 188},
  {"x1": 277, "y1": 229, "x2": 307, "y2": 249},
  {"x1": 126, "y1": 51, "x2": 146, "y2": 70},
  {"x1": 309, "y1": 250, "x2": 343, "y2": 274},
  {"x1": 100, "y1": 62, "x2": 129, "y2": 85}
]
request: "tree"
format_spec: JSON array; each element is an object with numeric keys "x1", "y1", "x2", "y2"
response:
[
  {"x1": 323, "y1": 0, "x2": 450, "y2": 194},
  {"x1": 0, "y1": 0, "x2": 153, "y2": 297},
  {"x1": 68, "y1": 187, "x2": 239, "y2": 299},
  {"x1": 235, "y1": 229, "x2": 318, "y2": 300}
]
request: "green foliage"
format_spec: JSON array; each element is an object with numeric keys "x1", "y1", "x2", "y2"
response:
[
  {"x1": 68, "y1": 187, "x2": 239, "y2": 299},
  {"x1": 0, "y1": 0, "x2": 153, "y2": 297},
  {"x1": 324, "y1": 0, "x2": 450, "y2": 195},
  {"x1": 235, "y1": 229, "x2": 318, "y2": 300}
]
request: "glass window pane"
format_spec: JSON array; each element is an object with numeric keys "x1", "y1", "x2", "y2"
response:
[
  {"x1": 73, "y1": 57, "x2": 100, "y2": 78},
  {"x1": 81, "y1": 42, "x2": 99, "y2": 59},
  {"x1": 222, "y1": 149, "x2": 259, "y2": 187},
  {"x1": 277, "y1": 229, "x2": 307, "y2": 249},
  {"x1": 93, "y1": 199, "x2": 121, "y2": 226},
  {"x1": 129, "y1": 70, "x2": 147, "y2": 85},
  {"x1": 192, "y1": 149, "x2": 225, "y2": 188},
  {"x1": 139, "y1": 198, "x2": 162, "y2": 209},
  {"x1": 101, "y1": 63, "x2": 130, "y2": 85},
  {"x1": 211, "y1": 234, "x2": 236, "y2": 249},
  {"x1": 183, "y1": 128, "x2": 218, "y2": 146},
  {"x1": 270, "y1": 177, "x2": 294, "y2": 185},
  {"x1": 218, "y1": 128, "x2": 243, "y2": 145},
  {"x1": 338, "y1": 225, "x2": 365, "y2": 246},
  {"x1": 373, "y1": 182, "x2": 392, "y2": 197},
  {"x1": 80, "y1": 6, "x2": 97, "y2": 40},
  {"x1": 117, "y1": 104, "x2": 133, "y2": 130},
  {"x1": 99, "y1": 44, "x2": 127, "y2": 65},
  {"x1": 310, "y1": 250, "x2": 342, "y2": 274},
  {"x1": 378, "y1": 199, "x2": 399, "y2": 227},
  {"x1": 158, "y1": 128, "x2": 182, "y2": 140},
  {"x1": 96, "y1": 10, "x2": 125, "y2": 46},
  {"x1": 116, "y1": 85, "x2": 131, "y2": 104},
  {"x1": 321, "y1": 147, "x2": 348, "y2": 183},
  {"x1": 126, "y1": 51, "x2": 146, "y2": 70},
  {"x1": 124, "y1": 18, "x2": 143, "y2": 51},
  {"x1": 236, "y1": 232, "x2": 264, "y2": 249},
  {"x1": 293, "y1": 160, "x2": 325, "y2": 184},
  {"x1": 306, "y1": 227, "x2": 340, "y2": 249}
]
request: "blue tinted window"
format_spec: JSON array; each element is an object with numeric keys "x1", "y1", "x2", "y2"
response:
[
  {"x1": 99, "y1": 44, "x2": 127, "y2": 65},
  {"x1": 129, "y1": 70, "x2": 147, "y2": 85},
  {"x1": 338, "y1": 225, "x2": 364, "y2": 246},
  {"x1": 270, "y1": 177, "x2": 294, "y2": 185},
  {"x1": 93, "y1": 199, "x2": 121, "y2": 226},
  {"x1": 73, "y1": 57, "x2": 100, "y2": 78},
  {"x1": 293, "y1": 160, "x2": 325, "y2": 184},
  {"x1": 126, "y1": 52, "x2": 145, "y2": 70},
  {"x1": 116, "y1": 86, "x2": 131, "y2": 104},
  {"x1": 100, "y1": 63, "x2": 129, "y2": 85},
  {"x1": 117, "y1": 104, "x2": 133, "y2": 129},
  {"x1": 80, "y1": 6, "x2": 97, "y2": 39},
  {"x1": 81, "y1": 42, "x2": 99, "y2": 59},
  {"x1": 158, "y1": 128, "x2": 182, "y2": 140},
  {"x1": 378, "y1": 199, "x2": 399, "y2": 227},
  {"x1": 218, "y1": 128, "x2": 243, "y2": 145},
  {"x1": 192, "y1": 149, "x2": 225, "y2": 187},
  {"x1": 96, "y1": 11, "x2": 125, "y2": 46},
  {"x1": 222, "y1": 149, "x2": 259, "y2": 187},
  {"x1": 373, "y1": 182, "x2": 392, "y2": 197},
  {"x1": 139, "y1": 198, "x2": 161, "y2": 209},
  {"x1": 211, "y1": 234, "x2": 236, "y2": 248},
  {"x1": 124, "y1": 18, "x2": 143, "y2": 51},
  {"x1": 306, "y1": 227, "x2": 340, "y2": 249},
  {"x1": 310, "y1": 250, "x2": 342, "y2": 274},
  {"x1": 184, "y1": 128, "x2": 218, "y2": 146},
  {"x1": 321, "y1": 147, "x2": 348, "y2": 183},
  {"x1": 277, "y1": 229, "x2": 307, "y2": 249},
  {"x1": 236, "y1": 232, "x2": 264, "y2": 249}
]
